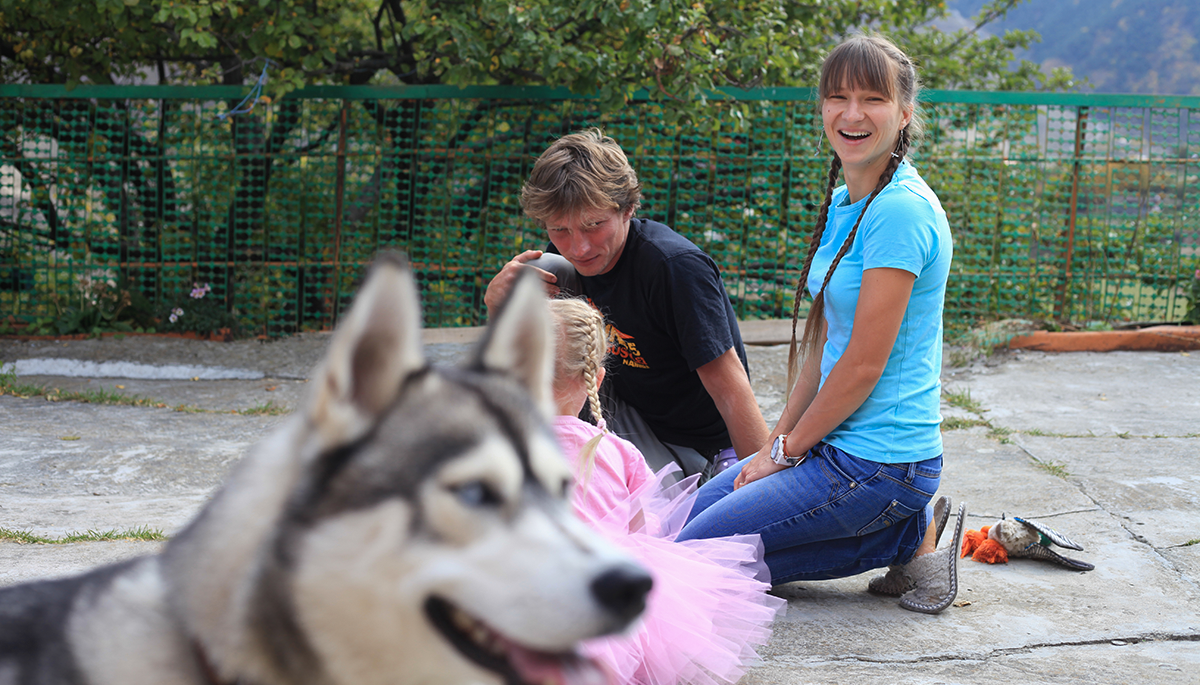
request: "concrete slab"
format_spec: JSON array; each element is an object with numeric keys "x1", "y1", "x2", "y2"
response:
[
  {"x1": 958, "y1": 349, "x2": 1200, "y2": 437},
  {"x1": 1013, "y1": 436, "x2": 1200, "y2": 549},
  {"x1": 0, "y1": 540, "x2": 165, "y2": 586},
  {"x1": 2, "y1": 333, "x2": 1199, "y2": 684}
]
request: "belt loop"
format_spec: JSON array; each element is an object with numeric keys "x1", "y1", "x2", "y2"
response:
[{"x1": 905, "y1": 461, "x2": 916, "y2": 484}]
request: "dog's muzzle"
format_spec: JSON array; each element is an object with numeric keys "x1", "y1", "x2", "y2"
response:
[
  {"x1": 424, "y1": 562, "x2": 652, "y2": 685},
  {"x1": 589, "y1": 563, "x2": 653, "y2": 625}
]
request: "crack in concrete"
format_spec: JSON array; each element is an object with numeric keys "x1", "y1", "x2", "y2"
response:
[
  {"x1": 967, "y1": 506, "x2": 1103, "y2": 521},
  {"x1": 822, "y1": 632, "x2": 1200, "y2": 665},
  {"x1": 1013, "y1": 441, "x2": 1200, "y2": 592}
]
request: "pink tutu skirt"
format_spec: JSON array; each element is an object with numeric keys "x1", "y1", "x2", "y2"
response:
[{"x1": 579, "y1": 466, "x2": 786, "y2": 685}]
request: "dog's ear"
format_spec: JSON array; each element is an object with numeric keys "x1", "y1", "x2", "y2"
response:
[
  {"x1": 474, "y1": 270, "x2": 556, "y2": 417},
  {"x1": 308, "y1": 252, "x2": 424, "y2": 445}
]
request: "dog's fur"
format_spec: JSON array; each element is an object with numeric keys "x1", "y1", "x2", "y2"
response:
[{"x1": 0, "y1": 254, "x2": 651, "y2": 685}]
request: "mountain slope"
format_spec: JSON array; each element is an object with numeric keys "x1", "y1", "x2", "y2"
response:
[{"x1": 948, "y1": 0, "x2": 1200, "y2": 95}]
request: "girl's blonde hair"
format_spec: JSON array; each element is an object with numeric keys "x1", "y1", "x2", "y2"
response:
[{"x1": 548, "y1": 297, "x2": 608, "y2": 490}]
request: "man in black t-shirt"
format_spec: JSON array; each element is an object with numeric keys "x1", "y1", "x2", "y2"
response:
[{"x1": 484, "y1": 129, "x2": 768, "y2": 479}]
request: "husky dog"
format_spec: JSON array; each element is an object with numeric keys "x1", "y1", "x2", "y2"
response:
[{"x1": 0, "y1": 253, "x2": 652, "y2": 685}]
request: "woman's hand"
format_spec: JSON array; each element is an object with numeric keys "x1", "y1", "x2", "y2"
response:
[{"x1": 733, "y1": 443, "x2": 789, "y2": 489}]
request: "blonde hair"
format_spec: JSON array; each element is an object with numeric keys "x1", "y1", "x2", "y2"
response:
[
  {"x1": 520, "y1": 128, "x2": 642, "y2": 227},
  {"x1": 548, "y1": 297, "x2": 608, "y2": 490},
  {"x1": 787, "y1": 34, "x2": 924, "y2": 390}
]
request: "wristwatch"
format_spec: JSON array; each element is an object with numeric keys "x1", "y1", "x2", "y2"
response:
[{"x1": 769, "y1": 433, "x2": 804, "y2": 467}]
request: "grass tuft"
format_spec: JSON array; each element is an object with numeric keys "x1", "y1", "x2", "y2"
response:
[
  {"x1": 2, "y1": 363, "x2": 287, "y2": 415},
  {"x1": 987, "y1": 425, "x2": 1014, "y2": 444},
  {"x1": 943, "y1": 387, "x2": 984, "y2": 414},
  {"x1": 0, "y1": 525, "x2": 167, "y2": 544},
  {"x1": 239, "y1": 400, "x2": 289, "y2": 416},
  {"x1": 1028, "y1": 455, "x2": 1070, "y2": 479},
  {"x1": 942, "y1": 416, "x2": 990, "y2": 431}
]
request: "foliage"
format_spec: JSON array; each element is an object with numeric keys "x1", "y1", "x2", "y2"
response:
[
  {"x1": 0, "y1": 1, "x2": 1097, "y2": 336},
  {"x1": 0, "y1": 0, "x2": 1076, "y2": 120},
  {"x1": 1183, "y1": 269, "x2": 1200, "y2": 325},
  {"x1": 22, "y1": 270, "x2": 158, "y2": 337},
  {"x1": 906, "y1": 0, "x2": 1078, "y2": 91},
  {"x1": 157, "y1": 282, "x2": 243, "y2": 337}
]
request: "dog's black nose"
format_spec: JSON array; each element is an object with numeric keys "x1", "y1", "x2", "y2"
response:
[{"x1": 591, "y1": 564, "x2": 653, "y2": 623}]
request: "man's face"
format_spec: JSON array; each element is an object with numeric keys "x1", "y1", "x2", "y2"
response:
[{"x1": 545, "y1": 205, "x2": 635, "y2": 277}]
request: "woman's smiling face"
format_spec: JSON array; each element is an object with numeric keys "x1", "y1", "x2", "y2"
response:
[{"x1": 822, "y1": 85, "x2": 912, "y2": 198}]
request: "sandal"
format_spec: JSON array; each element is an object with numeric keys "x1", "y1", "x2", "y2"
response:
[
  {"x1": 898, "y1": 501, "x2": 967, "y2": 614},
  {"x1": 867, "y1": 496, "x2": 952, "y2": 597}
]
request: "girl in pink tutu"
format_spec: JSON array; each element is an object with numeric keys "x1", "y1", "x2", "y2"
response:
[{"x1": 548, "y1": 297, "x2": 785, "y2": 685}]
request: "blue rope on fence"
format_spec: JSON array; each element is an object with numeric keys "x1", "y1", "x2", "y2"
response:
[{"x1": 217, "y1": 59, "x2": 273, "y2": 120}]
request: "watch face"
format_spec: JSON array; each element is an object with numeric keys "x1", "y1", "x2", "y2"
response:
[{"x1": 771, "y1": 435, "x2": 788, "y2": 465}]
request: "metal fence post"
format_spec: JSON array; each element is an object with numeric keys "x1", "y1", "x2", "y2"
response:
[
  {"x1": 331, "y1": 100, "x2": 348, "y2": 328},
  {"x1": 1057, "y1": 105, "x2": 1088, "y2": 320}
]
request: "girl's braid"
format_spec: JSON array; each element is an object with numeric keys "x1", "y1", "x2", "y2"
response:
[
  {"x1": 548, "y1": 298, "x2": 609, "y2": 494},
  {"x1": 581, "y1": 312, "x2": 606, "y2": 429},
  {"x1": 787, "y1": 127, "x2": 911, "y2": 390},
  {"x1": 786, "y1": 153, "x2": 843, "y2": 389}
]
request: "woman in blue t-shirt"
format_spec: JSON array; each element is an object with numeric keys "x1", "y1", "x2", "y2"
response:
[{"x1": 677, "y1": 34, "x2": 963, "y2": 614}]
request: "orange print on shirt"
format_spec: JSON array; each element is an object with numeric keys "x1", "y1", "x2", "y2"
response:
[
  {"x1": 606, "y1": 324, "x2": 649, "y2": 369},
  {"x1": 580, "y1": 296, "x2": 650, "y2": 370}
]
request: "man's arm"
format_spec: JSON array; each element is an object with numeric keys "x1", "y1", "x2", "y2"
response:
[
  {"x1": 483, "y1": 250, "x2": 559, "y2": 317},
  {"x1": 695, "y1": 347, "x2": 770, "y2": 459}
]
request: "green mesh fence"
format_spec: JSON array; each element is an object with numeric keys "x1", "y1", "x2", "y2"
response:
[{"x1": 2, "y1": 85, "x2": 1198, "y2": 337}]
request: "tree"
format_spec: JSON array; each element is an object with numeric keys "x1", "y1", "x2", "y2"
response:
[
  {"x1": 1, "y1": 0, "x2": 1076, "y2": 112},
  {"x1": 0, "y1": 0, "x2": 1080, "y2": 333}
]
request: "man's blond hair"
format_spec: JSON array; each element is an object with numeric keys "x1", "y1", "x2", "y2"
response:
[{"x1": 520, "y1": 128, "x2": 642, "y2": 226}]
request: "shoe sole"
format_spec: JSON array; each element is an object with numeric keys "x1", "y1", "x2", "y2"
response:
[
  {"x1": 900, "y1": 501, "x2": 967, "y2": 615},
  {"x1": 933, "y1": 495, "x2": 951, "y2": 547}
]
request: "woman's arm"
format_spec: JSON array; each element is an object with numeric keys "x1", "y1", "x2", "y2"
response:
[
  {"x1": 735, "y1": 267, "x2": 916, "y2": 488},
  {"x1": 732, "y1": 322, "x2": 825, "y2": 487}
]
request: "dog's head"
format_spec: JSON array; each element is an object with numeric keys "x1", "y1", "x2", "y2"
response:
[{"x1": 266, "y1": 254, "x2": 648, "y2": 685}]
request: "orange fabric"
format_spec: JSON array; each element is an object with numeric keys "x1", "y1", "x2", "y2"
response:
[
  {"x1": 961, "y1": 526, "x2": 991, "y2": 558},
  {"x1": 971, "y1": 538, "x2": 1009, "y2": 564}
]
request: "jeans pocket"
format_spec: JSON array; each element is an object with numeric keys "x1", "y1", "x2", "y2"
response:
[{"x1": 856, "y1": 499, "x2": 923, "y2": 537}]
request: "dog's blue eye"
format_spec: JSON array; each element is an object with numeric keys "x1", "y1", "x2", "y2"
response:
[{"x1": 454, "y1": 481, "x2": 502, "y2": 507}]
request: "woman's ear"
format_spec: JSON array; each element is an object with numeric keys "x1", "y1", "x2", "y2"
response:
[{"x1": 596, "y1": 366, "x2": 607, "y2": 387}]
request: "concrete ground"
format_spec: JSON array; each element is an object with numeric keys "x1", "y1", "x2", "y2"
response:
[{"x1": 1, "y1": 324, "x2": 1198, "y2": 684}]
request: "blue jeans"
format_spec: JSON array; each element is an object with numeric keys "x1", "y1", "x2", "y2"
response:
[{"x1": 676, "y1": 442, "x2": 941, "y2": 585}]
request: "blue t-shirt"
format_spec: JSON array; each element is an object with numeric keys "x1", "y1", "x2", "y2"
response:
[{"x1": 806, "y1": 161, "x2": 953, "y2": 463}]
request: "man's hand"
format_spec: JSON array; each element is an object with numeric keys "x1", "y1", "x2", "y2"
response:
[
  {"x1": 733, "y1": 442, "x2": 788, "y2": 489},
  {"x1": 483, "y1": 250, "x2": 559, "y2": 316}
]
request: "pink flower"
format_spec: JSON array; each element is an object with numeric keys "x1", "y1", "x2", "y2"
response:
[
  {"x1": 190, "y1": 282, "x2": 212, "y2": 299},
  {"x1": 169, "y1": 307, "x2": 184, "y2": 323}
]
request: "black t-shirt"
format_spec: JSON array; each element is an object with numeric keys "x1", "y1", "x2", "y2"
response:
[{"x1": 550, "y1": 218, "x2": 748, "y2": 452}]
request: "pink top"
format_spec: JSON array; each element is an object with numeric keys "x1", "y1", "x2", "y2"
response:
[{"x1": 553, "y1": 415, "x2": 655, "y2": 524}]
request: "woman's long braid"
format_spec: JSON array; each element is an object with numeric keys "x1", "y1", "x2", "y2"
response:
[
  {"x1": 787, "y1": 127, "x2": 911, "y2": 392},
  {"x1": 787, "y1": 153, "x2": 843, "y2": 390}
]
